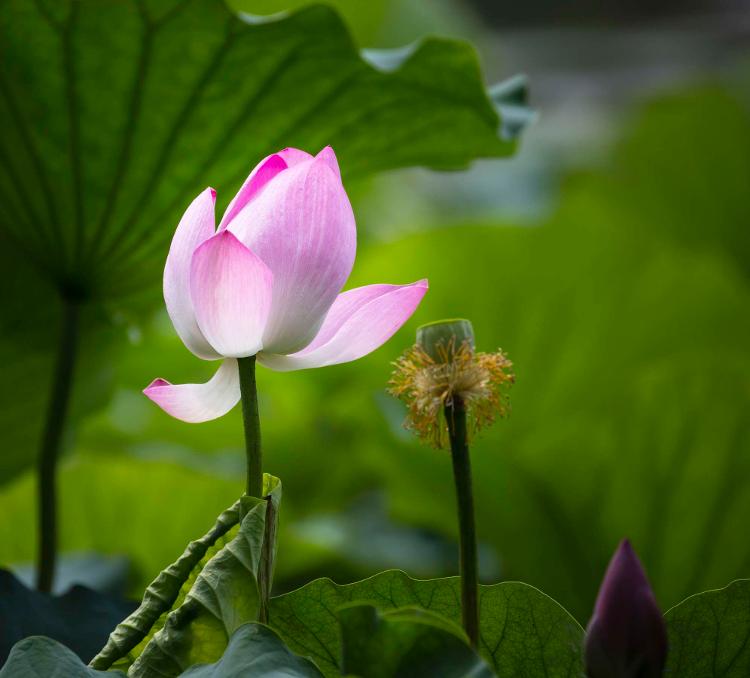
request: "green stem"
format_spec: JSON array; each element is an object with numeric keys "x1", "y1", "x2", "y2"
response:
[
  {"x1": 36, "y1": 298, "x2": 80, "y2": 593},
  {"x1": 237, "y1": 355, "x2": 262, "y2": 498},
  {"x1": 445, "y1": 396, "x2": 479, "y2": 648}
]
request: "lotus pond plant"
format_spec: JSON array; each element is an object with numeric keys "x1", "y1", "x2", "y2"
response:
[{"x1": 3, "y1": 1, "x2": 746, "y2": 675}]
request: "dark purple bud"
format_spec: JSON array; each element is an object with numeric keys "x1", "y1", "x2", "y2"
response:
[{"x1": 585, "y1": 539, "x2": 667, "y2": 678}]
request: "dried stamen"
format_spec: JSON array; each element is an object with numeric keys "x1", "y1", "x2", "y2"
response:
[{"x1": 389, "y1": 338, "x2": 514, "y2": 448}]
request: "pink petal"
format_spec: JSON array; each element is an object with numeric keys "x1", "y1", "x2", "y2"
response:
[
  {"x1": 163, "y1": 188, "x2": 220, "y2": 360},
  {"x1": 143, "y1": 359, "x2": 240, "y2": 423},
  {"x1": 228, "y1": 155, "x2": 356, "y2": 355},
  {"x1": 315, "y1": 146, "x2": 341, "y2": 179},
  {"x1": 218, "y1": 153, "x2": 288, "y2": 231},
  {"x1": 190, "y1": 230, "x2": 273, "y2": 358},
  {"x1": 258, "y1": 279, "x2": 428, "y2": 371},
  {"x1": 277, "y1": 147, "x2": 313, "y2": 167},
  {"x1": 278, "y1": 147, "x2": 339, "y2": 177}
]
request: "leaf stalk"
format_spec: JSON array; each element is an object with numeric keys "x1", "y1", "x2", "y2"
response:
[{"x1": 36, "y1": 297, "x2": 80, "y2": 593}]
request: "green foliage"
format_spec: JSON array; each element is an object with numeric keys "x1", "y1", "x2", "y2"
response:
[
  {"x1": 664, "y1": 579, "x2": 750, "y2": 677},
  {"x1": 269, "y1": 569, "x2": 584, "y2": 676},
  {"x1": 338, "y1": 604, "x2": 493, "y2": 678},
  {"x1": 0, "y1": 57, "x2": 747, "y2": 649},
  {"x1": 5, "y1": 86, "x2": 745, "y2": 620},
  {"x1": 181, "y1": 623, "x2": 323, "y2": 677},
  {"x1": 0, "y1": 637, "x2": 122, "y2": 678},
  {"x1": 92, "y1": 476, "x2": 281, "y2": 675}
]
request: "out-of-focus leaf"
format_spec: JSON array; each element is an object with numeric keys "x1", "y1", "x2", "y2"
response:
[
  {"x1": 92, "y1": 476, "x2": 281, "y2": 675},
  {"x1": 269, "y1": 569, "x2": 584, "y2": 677},
  {"x1": 602, "y1": 87, "x2": 750, "y2": 277},
  {"x1": 181, "y1": 623, "x2": 323, "y2": 677},
  {"x1": 664, "y1": 580, "x2": 750, "y2": 677},
  {"x1": 0, "y1": 570, "x2": 135, "y2": 666},
  {"x1": 489, "y1": 73, "x2": 537, "y2": 140},
  {"x1": 0, "y1": 636, "x2": 123, "y2": 677},
  {"x1": 338, "y1": 604, "x2": 493, "y2": 678}
]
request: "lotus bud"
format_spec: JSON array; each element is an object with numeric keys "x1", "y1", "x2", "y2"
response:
[{"x1": 585, "y1": 539, "x2": 668, "y2": 678}]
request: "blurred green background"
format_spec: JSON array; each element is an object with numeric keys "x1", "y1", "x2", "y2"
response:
[{"x1": 1, "y1": 0, "x2": 749, "y2": 625}]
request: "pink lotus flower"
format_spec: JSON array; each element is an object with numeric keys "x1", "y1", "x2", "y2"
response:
[{"x1": 144, "y1": 147, "x2": 428, "y2": 423}]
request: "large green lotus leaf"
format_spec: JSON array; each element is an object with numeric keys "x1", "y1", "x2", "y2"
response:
[
  {"x1": 0, "y1": 0, "x2": 525, "y2": 299},
  {"x1": 91, "y1": 476, "x2": 281, "y2": 675},
  {"x1": 181, "y1": 623, "x2": 323, "y2": 677},
  {"x1": 0, "y1": 636, "x2": 123, "y2": 678},
  {"x1": 269, "y1": 569, "x2": 584, "y2": 677},
  {"x1": 338, "y1": 604, "x2": 493, "y2": 678},
  {"x1": 0, "y1": 0, "x2": 529, "y2": 488},
  {"x1": 664, "y1": 580, "x2": 750, "y2": 677}
]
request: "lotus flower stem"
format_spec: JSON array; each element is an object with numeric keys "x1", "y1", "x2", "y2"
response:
[
  {"x1": 237, "y1": 355, "x2": 263, "y2": 498},
  {"x1": 36, "y1": 298, "x2": 80, "y2": 593},
  {"x1": 445, "y1": 395, "x2": 480, "y2": 648},
  {"x1": 389, "y1": 318, "x2": 514, "y2": 649}
]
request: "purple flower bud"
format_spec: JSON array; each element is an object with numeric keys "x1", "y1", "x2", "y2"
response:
[{"x1": 585, "y1": 539, "x2": 668, "y2": 678}]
